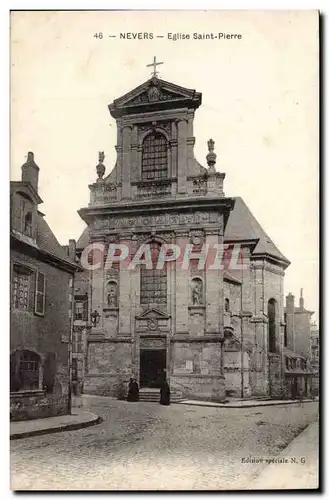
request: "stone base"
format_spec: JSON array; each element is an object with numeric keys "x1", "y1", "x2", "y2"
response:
[
  {"x1": 84, "y1": 374, "x2": 129, "y2": 399},
  {"x1": 10, "y1": 391, "x2": 68, "y2": 421},
  {"x1": 170, "y1": 374, "x2": 226, "y2": 402}
]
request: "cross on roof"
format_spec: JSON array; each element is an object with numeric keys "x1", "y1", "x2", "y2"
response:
[{"x1": 146, "y1": 56, "x2": 164, "y2": 77}]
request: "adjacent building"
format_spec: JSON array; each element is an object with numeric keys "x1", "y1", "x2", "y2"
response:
[
  {"x1": 10, "y1": 153, "x2": 78, "y2": 421},
  {"x1": 284, "y1": 290, "x2": 316, "y2": 398}
]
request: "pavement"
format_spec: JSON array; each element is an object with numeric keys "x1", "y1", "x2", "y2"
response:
[
  {"x1": 178, "y1": 397, "x2": 318, "y2": 409},
  {"x1": 10, "y1": 395, "x2": 317, "y2": 440},
  {"x1": 10, "y1": 395, "x2": 319, "y2": 490},
  {"x1": 10, "y1": 408, "x2": 102, "y2": 440},
  {"x1": 247, "y1": 419, "x2": 319, "y2": 490}
]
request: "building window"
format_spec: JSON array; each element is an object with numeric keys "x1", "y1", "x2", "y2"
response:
[
  {"x1": 141, "y1": 132, "x2": 168, "y2": 180},
  {"x1": 10, "y1": 350, "x2": 41, "y2": 392},
  {"x1": 12, "y1": 267, "x2": 30, "y2": 311},
  {"x1": 225, "y1": 298, "x2": 230, "y2": 312},
  {"x1": 140, "y1": 242, "x2": 167, "y2": 306},
  {"x1": 74, "y1": 298, "x2": 88, "y2": 321},
  {"x1": 35, "y1": 271, "x2": 46, "y2": 316},
  {"x1": 24, "y1": 211, "x2": 32, "y2": 236},
  {"x1": 72, "y1": 358, "x2": 78, "y2": 382},
  {"x1": 73, "y1": 329, "x2": 84, "y2": 354},
  {"x1": 267, "y1": 298, "x2": 277, "y2": 353}
]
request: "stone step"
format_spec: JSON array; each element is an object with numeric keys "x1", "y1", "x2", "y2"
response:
[{"x1": 138, "y1": 389, "x2": 183, "y2": 403}]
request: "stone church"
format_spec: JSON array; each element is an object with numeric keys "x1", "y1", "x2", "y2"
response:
[{"x1": 74, "y1": 70, "x2": 311, "y2": 401}]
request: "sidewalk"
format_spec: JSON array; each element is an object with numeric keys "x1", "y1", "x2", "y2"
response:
[
  {"x1": 178, "y1": 397, "x2": 318, "y2": 409},
  {"x1": 246, "y1": 420, "x2": 319, "y2": 490},
  {"x1": 10, "y1": 409, "x2": 102, "y2": 440}
]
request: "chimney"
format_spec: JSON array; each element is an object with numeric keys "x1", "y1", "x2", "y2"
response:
[
  {"x1": 68, "y1": 239, "x2": 76, "y2": 261},
  {"x1": 285, "y1": 292, "x2": 295, "y2": 313},
  {"x1": 285, "y1": 292, "x2": 296, "y2": 351},
  {"x1": 299, "y1": 288, "x2": 304, "y2": 310},
  {"x1": 21, "y1": 152, "x2": 39, "y2": 193}
]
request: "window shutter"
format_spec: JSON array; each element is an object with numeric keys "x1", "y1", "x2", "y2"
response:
[
  {"x1": 35, "y1": 271, "x2": 46, "y2": 315},
  {"x1": 28, "y1": 271, "x2": 36, "y2": 311}
]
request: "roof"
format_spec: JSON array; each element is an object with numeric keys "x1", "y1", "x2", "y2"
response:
[
  {"x1": 76, "y1": 227, "x2": 89, "y2": 250},
  {"x1": 35, "y1": 214, "x2": 78, "y2": 267},
  {"x1": 224, "y1": 270, "x2": 242, "y2": 285},
  {"x1": 224, "y1": 197, "x2": 290, "y2": 265}
]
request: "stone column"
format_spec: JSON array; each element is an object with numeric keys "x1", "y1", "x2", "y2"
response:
[
  {"x1": 121, "y1": 125, "x2": 132, "y2": 199},
  {"x1": 130, "y1": 125, "x2": 138, "y2": 183},
  {"x1": 177, "y1": 118, "x2": 188, "y2": 194},
  {"x1": 170, "y1": 121, "x2": 178, "y2": 179}
]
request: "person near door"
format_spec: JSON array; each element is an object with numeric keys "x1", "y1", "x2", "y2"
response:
[
  {"x1": 127, "y1": 378, "x2": 139, "y2": 402},
  {"x1": 160, "y1": 379, "x2": 170, "y2": 405}
]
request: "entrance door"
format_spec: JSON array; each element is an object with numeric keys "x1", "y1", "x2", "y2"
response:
[{"x1": 140, "y1": 349, "x2": 166, "y2": 388}]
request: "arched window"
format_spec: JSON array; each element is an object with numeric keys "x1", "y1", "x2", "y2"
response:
[
  {"x1": 141, "y1": 132, "x2": 168, "y2": 180},
  {"x1": 24, "y1": 211, "x2": 32, "y2": 236},
  {"x1": 10, "y1": 350, "x2": 41, "y2": 392},
  {"x1": 140, "y1": 241, "x2": 167, "y2": 306},
  {"x1": 268, "y1": 298, "x2": 277, "y2": 353}
]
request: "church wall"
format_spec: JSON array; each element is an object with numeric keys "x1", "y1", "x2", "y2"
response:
[
  {"x1": 224, "y1": 351, "x2": 250, "y2": 397},
  {"x1": 84, "y1": 341, "x2": 133, "y2": 396},
  {"x1": 171, "y1": 339, "x2": 225, "y2": 401}
]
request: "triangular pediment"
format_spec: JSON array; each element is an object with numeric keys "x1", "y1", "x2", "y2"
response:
[
  {"x1": 109, "y1": 77, "x2": 201, "y2": 118},
  {"x1": 136, "y1": 307, "x2": 170, "y2": 320}
]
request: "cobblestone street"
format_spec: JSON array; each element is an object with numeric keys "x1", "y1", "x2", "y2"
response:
[{"x1": 10, "y1": 396, "x2": 319, "y2": 491}]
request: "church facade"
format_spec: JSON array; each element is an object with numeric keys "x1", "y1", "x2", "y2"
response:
[{"x1": 76, "y1": 73, "x2": 308, "y2": 401}]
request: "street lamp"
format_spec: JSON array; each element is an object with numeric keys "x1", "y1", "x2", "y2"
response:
[{"x1": 90, "y1": 309, "x2": 100, "y2": 327}]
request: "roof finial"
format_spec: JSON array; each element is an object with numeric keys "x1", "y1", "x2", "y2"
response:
[
  {"x1": 146, "y1": 56, "x2": 164, "y2": 78},
  {"x1": 206, "y1": 138, "x2": 217, "y2": 173},
  {"x1": 96, "y1": 151, "x2": 106, "y2": 181}
]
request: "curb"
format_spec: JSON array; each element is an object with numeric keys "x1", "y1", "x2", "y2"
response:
[
  {"x1": 177, "y1": 400, "x2": 317, "y2": 409},
  {"x1": 10, "y1": 414, "x2": 103, "y2": 440}
]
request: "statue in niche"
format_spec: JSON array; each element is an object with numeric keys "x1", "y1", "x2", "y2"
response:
[
  {"x1": 107, "y1": 282, "x2": 118, "y2": 307},
  {"x1": 192, "y1": 279, "x2": 203, "y2": 305}
]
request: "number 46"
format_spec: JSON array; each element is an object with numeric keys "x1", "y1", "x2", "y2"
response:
[{"x1": 94, "y1": 33, "x2": 103, "y2": 39}]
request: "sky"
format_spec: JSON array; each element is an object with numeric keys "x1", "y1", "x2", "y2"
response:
[{"x1": 10, "y1": 10, "x2": 319, "y2": 321}]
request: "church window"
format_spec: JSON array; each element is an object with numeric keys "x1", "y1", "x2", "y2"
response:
[
  {"x1": 141, "y1": 132, "x2": 168, "y2": 180},
  {"x1": 10, "y1": 350, "x2": 41, "y2": 392},
  {"x1": 267, "y1": 298, "x2": 277, "y2": 353},
  {"x1": 140, "y1": 242, "x2": 167, "y2": 305}
]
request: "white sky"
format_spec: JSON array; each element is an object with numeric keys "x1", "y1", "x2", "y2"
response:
[{"x1": 10, "y1": 10, "x2": 319, "y2": 320}]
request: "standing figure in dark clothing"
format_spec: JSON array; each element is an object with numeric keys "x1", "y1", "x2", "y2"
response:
[
  {"x1": 127, "y1": 378, "x2": 139, "y2": 402},
  {"x1": 160, "y1": 380, "x2": 170, "y2": 405},
  {"x1": 132, "y1": 378, "x2": 139, "y2": 402}
]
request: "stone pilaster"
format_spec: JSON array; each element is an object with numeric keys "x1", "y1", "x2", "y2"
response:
[
  {"x1": 121, "y1": 125, "x2": 132, "y2": 199},
  {"x1": 177, "y1": 118, "x2": 188, "y2": 194},
  {"x1": 175, "y1": 231, "x2": 189, "y2": 333},
  {"x1": 205, "y1": 231, "x2": 223, "y2": 335}
]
